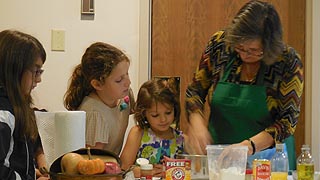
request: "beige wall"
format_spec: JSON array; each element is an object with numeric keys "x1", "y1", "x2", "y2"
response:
[{"x1": 0, "y1": 0, "x2": 140, "y2": 111}]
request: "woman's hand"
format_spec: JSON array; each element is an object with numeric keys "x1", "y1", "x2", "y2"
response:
[
  {"x1": 237, "y1": 139, "x2": 254, "y2": 155},
  {"x1": 216, "y1": 144, "x2": 249, "y2": 171},
  {"x1": 185, "y1": 113, "x2": 213, "y2": 154}
]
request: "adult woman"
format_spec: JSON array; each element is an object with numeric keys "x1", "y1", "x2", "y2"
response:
[
  {"x1": 0, "y1": 30, "x2": 48, "y2": 179},
  {"x1": 185, "y1": 0, "x2": 303, "y2": 169}
]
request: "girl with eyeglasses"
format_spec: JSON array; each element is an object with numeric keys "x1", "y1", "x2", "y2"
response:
[{"x1": 0, "y1": 30, "x2": 49, "y2": 180}]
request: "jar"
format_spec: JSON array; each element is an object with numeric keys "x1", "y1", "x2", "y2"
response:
[{"x1": 140, "y1": 164, "x2": 153, "y2": 180}]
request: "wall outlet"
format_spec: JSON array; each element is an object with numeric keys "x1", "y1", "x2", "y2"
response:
[{"x1": 51, "y1": 30, "x2": 65, "y2": 51}]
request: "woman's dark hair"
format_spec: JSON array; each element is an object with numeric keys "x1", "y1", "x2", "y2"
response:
[
  {"x1": 0, "y1": 29, "x2": 46, "y2": 141},
  {"x1": 225, "y1": 0, "x2": 284, "y2": 64},
  {"x1": 64, "y1": 42, "x2": 130, "y2": 110},
  {"x1": 134, "y1": 79, "x2": 181, "y2": 129}
]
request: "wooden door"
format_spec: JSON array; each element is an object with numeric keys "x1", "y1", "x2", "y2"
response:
[{"x1": 151, "y1": 0, "x2": 305, "y2": 156}]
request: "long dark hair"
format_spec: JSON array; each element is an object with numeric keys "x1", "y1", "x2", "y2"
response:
[
  {"x1": 0, "y1": 29, "x2": 46, "y2": 141},
  {"x1": 64, "y1": 42, "x2": 130, "y2": 110},
  {"x1": 225, "y1": 0, "x2": 284, "y2": 64}
]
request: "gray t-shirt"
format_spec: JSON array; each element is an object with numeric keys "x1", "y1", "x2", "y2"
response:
[{"x1": 79, "y1": 95, "x2": 131, "y2": 155}]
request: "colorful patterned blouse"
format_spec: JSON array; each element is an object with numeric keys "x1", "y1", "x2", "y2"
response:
[
  {"x1": 136, "y1": 127, "x2": 184, "y2": 164},
  {"x1": 186, "y1": 30, "x2": 304, "y2": 143}
]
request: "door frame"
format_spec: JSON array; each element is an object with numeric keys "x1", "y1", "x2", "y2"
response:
[
  {"x1": 306, "y1": 0, "x2": 320, "y2": 171},
  {"x1": 138, "y1": 0, "x2": 152, "y2": 87}
]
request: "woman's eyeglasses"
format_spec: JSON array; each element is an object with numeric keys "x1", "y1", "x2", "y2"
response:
[{"x1": 234, "y1": 46, "x2": 263, "y2": 57}]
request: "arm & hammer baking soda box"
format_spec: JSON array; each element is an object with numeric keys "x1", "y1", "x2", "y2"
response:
[{"x1": 164, "y1": 156, "x2": 191, "y2": 180}]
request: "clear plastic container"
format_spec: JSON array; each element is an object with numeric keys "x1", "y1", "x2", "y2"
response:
[{"x1": 206, "y1": 145, "x2": 248, "y2": 180}]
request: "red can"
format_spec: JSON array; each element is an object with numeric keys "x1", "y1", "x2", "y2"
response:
[{"x1": 252, "y1": 159, "x2": 271, "y2": 180}]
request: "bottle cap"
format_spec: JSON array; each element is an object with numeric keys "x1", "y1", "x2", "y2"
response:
[
  {"x1": 246, "y1": 169, "x2": 253, "y2": 174},
  {"x1": 301, "y1": 144, "x2": 310, "y2": 150},
  {"x1": 275, "y1": 143, "x2": 284, "y2": 149},
  {"x1": 140, "y1": 164, "x2": 153, "y2": 170},
  {"x1": 136, "y1": 158, "x2": 149, "y2": 165}
]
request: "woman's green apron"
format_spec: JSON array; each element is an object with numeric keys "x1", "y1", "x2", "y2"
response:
[{"x1": 208, "y1": 58, "x2": 296, "y2": 169}]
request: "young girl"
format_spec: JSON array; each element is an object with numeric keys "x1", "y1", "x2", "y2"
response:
[
  {"x1": 120, "y1": 79, "x2": 184, "y2": 177},
  {"x1": 0, "y1": 30, "x2": 49, "y2": 180},
  {"x1": 64, "y1": 42, "x2": 134, "y2": 155}
]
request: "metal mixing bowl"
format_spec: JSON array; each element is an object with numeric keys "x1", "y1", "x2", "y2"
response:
[{"x1": 177, "y1": 154, "x2": 209, "y2": 179}]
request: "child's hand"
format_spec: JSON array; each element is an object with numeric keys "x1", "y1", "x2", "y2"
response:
[
  {"x1": 132, "y1": 166, "x2": 141, "y2": 178},
  {"x1": 37, "y1": 177, "x2": 50, "y2": 180},
  {"x1": 37, "y1": 167, "x2": 50, "y2": 178},
  {"x1": 153, "y1": 164, "x2": 165, "y2": 178},
  {"x1": 35, "y1": 168, "x2": 42, "y2": 178}
]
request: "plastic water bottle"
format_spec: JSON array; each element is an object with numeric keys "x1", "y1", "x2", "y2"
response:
[
  {"x1": 271, "y1": 143, "x2": 288, "y2": 180},
  {"x1": 297, "y1": 144, "x2": 314, "y2": 180}
]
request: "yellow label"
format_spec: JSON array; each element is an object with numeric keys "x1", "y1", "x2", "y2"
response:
[
  {"x1": 297, "y1": 164, "x2": 314, "y2": 180},
  {"x1": 253, "y1": 159, "x2": 270, "y2": 180}
]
